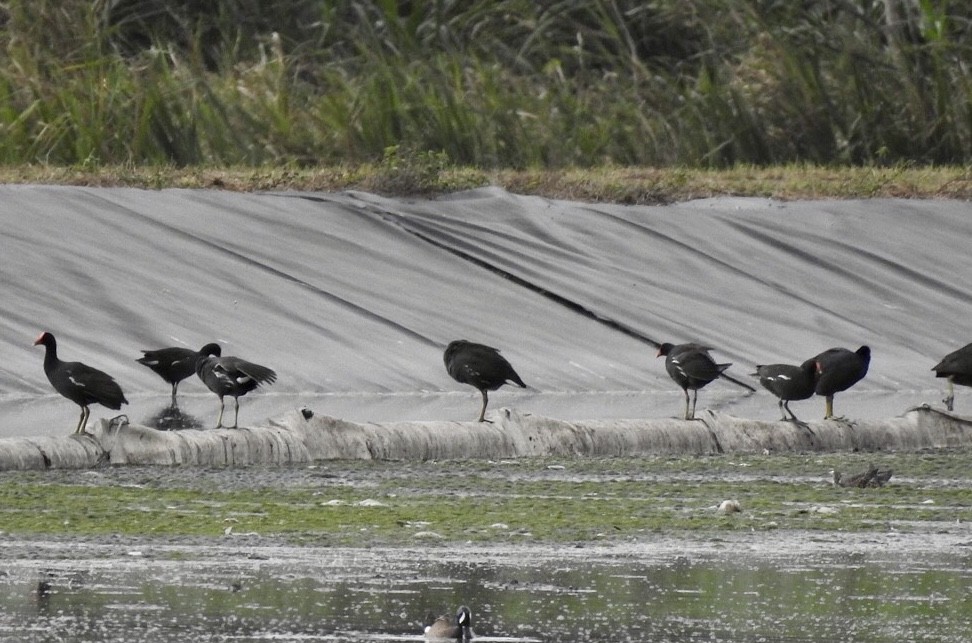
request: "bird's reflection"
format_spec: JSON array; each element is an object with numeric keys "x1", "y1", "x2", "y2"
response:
[
  {"x1": 145, "y1": 403, "x2": 204, "y2": 430},
  {"x1": 33, "y1": 569, "x2": 88, "y2": 613},
  {"x1": 33, "y1": 578, "x2": 52, "y2": 613}
]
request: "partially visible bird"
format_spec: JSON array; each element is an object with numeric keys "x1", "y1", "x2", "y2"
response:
[
  {"x1": 832, "y1": 466, "x2": 878, "y2": 488},
  {"x1": 195, "y1": 343, "x2": 276, "y2": 429},
  {"x1": 657, "y1": 342, "x2": 731, "y2": 420},
  {"x1": 753, "y1": 360, "x2": 817, "y2": 422},
  {"x1": 136, "y1": 344, "x2": 211, "y2": 404},
  {"x1": 33, "y1": 331, "x2": 128, "y2": 434},
  {"x1": 425, "y1": 605, "x2": 473, "y2": 640},
  {"x1": 832, "y1": 465, "x2": 892, "y2": 488},
  {"x1": 869, "y1": 468, "x2": 894, "y2": 487},
  {"x1": 444, "y1": 340, "x2": 526, "y2": 422},
  {"x1": 811, "y1": 346, "x2": 870, "y2": 419},
  {"x1": 931, "y1": 343, "x2": 972, "y2": 412}
]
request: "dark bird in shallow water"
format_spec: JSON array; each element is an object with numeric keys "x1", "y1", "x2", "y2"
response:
[
  {"x1": 137, "y1": 344, "x2": 212, "y2": 404},
  {"x1": 811, "y1": 345, "x2": 870, "y2": 419},
  {"x1": 931, "y1": 343, "x2": 972, "y2": 412},
  {"x1": 657, "y1": 342, "x2": 731, "y2": 420},
  {"x1": 34, "y1": 331, "x2": 128, "y2": 434},
  {"x1": 753, "y1": 360, "x2": 817, "y2": 422},
  {"x1": 424, "y1": 605, "x2": 473, "y2": 640},
  {"x1": 444, "y1": 340, "x2": 526, "y2": 422},
  {"x1": 195, "y1": 343, "x2": 276, "y2": 428}
]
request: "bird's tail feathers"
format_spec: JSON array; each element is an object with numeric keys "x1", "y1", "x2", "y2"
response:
[{"x1": 242, "y1": 363, "x2": 277, "y2": 385}]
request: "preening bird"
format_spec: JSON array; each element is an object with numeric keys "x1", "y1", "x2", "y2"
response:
[{"x1": 195, "y1": 343, "x2": 277, "y2": 429}]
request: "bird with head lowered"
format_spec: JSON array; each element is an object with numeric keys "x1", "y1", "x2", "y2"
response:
[
  {"x1": 444, "y1": 340, "x2": 526, "y2": 422},
  {"x1": 657, "y1": 342, "x2": 731, "y2": 420}
]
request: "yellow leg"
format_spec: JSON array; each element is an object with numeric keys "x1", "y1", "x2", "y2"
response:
[
  {"x1": 477, "y1": 389, "x2": 489, "y2": 422},
  {"x1": 74, "y1": 406, "x2": 89, "y2": 434},
  {"x1": 824, "y1": 396, "x2": 834, "y2": 419}
]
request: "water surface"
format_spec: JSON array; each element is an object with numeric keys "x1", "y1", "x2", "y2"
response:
[{"x1": 0, "y1": 543, "x2": 967, "y2": 642}]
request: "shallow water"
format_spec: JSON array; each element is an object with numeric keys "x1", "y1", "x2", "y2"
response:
[{"x1": 0, "y1": 544, "x2": 968, "y2": 642}]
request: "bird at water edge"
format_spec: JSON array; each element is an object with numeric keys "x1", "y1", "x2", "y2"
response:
[
  {"x1": 931, "y1": 342, "x2": 972, "y2": 412},
  {"x1": 137, "y1": 344, "x2": 213, "y2": 405},
  {"x1": 810, "y1": 345, "x2": 870, "y2": 419},
  {"x1": 753, "y1": 360, "x2": 817, "y2": 422},
  {"x1": 657, "y1": 342, "x2": 731, "y2": 420},
  {"x1": 444, "y1": 340, "x2": 526, "y2": 423},
  {"x1": 33, "y1": 331, "x2": 128, "y2": 434},
  {"x1": 195, "y1": 343, "x2": 277, "y2": 429}
]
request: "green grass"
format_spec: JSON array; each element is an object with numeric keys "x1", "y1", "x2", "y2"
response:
[
  {"x1": 0, "y1": 1, "x2": 970, "y2": 169},
  {"x1": 2, "y1": 451, "x2": 971, "y2": 545}
]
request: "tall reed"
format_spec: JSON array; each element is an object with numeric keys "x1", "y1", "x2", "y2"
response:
[{"x1": 0, "y1": 0, "x2": 968, "y2": 167}]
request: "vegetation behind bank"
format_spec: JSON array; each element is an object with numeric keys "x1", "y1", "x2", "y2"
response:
[{"x1": 1, "y1": 1, "x2": 970, "y2": 171}]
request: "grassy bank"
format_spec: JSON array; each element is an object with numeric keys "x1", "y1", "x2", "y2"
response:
[
  {"x1": 1, "y1": 163, "x2": 970, "y2": 203},
  {"x1": 2, "y1": 450, "x2": 970, "y2": 545},
  {"x1": 1, "y1": 1, "x2": 970, "y2": 168}
]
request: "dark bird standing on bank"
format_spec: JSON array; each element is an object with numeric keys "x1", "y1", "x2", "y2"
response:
[
  {"x1": 424, "y1": 605, "x2": 473, "y2": 640},
  {"x1": 33, "y1": 331, "x2": 128, "y2": 434},
  {"x1": 811, "y1": 346, "x2": 871, "y2": 419},
  {"x1": 195, "y1": 343, "x2": 277, "y2": 428},
  {"x1": 137, "y1": 344, "x2": 211, "y2": 404},
  {"x1": 657, "y1": 342, "x2": 731, "y2": 420},
  {"x1": 753, "y1": 360, "x2": 817, "y2": 422},
  {"x1": 444, "y1": 340, "x2": 526, "y2": 422},
  {"x1": 931, "y1": 343, "x2": 972, "y2": 412}
]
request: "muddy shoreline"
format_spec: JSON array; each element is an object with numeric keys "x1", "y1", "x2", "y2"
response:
[
  {"x1": 3, "y1": 451, "x2": 972, "y2": 642},
  {"x1": 3, "y1": 448, "x2": 971, "y2": 550}
]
